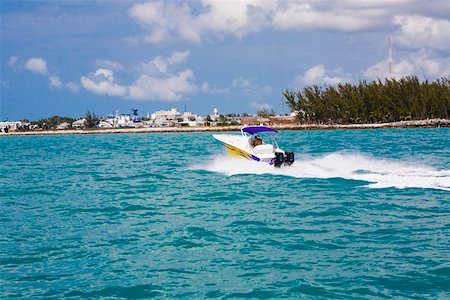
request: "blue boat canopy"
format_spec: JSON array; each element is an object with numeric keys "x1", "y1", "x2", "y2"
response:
[{"x1": 242, "y1": 126, "x2": 278, "y2": 135}]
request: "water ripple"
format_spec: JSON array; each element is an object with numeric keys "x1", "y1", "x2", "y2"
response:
[{"x1": 1, "y1": 129, "x2": 449, "y2": 298}]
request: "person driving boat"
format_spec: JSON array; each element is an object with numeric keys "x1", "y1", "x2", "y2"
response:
[{"x1": 250, "y1": 135, "x2": 263, "y2": 147}]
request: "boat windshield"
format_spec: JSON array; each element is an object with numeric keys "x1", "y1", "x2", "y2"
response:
[{"x1": 242, "y1": 126, "x2": 279, "y2": 149}]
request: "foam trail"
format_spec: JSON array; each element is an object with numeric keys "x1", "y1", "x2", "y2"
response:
[{"x1": 196, "y1": 153, "x2": 450, "y2": 191}]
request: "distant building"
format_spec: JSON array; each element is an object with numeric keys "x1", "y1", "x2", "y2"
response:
[
  {"x1": 97, "y1": 121, "x2": 113, "y2": 128},
  {"x1": 151, "y1": 108, "x2": 181, "y2": 121},
  {"x1": 72, "y1": 119, "x2": 85, "y2": 128},
  {"x1": 225, "y1": 115, "x2": 242, "y2": 124},
  {"x1": 153, "y1": 116, "x2": 174, "y2": 127},
  {"x1": 240, "y1": 117, "x2": 258, "y2": 125},
  {"x1": 0, "y1": 121, "x2": 29, "y2": 131},
  {"x1": 151, "y1": 108, "x2": 204, "y2": 127},
  {"x1": 117, "y1": 115, "x2": 132, "y2": 127},
  {"x1": 269, "y1": 116, "x2": 297, "y2": 124},
  {"x1": 57, "y1": 122, "x2": 71, "y2": 130},
  {"x1": 209, "y1": 108, "x2": 220, "y2": 122},
  {"x1": 104, "y1": 111, "x2": 145, "y2": 128}
]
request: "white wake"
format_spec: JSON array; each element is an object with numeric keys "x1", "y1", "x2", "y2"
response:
[{"x1": 196, "y1": 153, "x2": 450, "y2": 191}]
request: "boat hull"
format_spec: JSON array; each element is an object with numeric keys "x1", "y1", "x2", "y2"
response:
[
  {"x1": 212, "y1": 126, "x2": 294, "y2": 167},
  {"x1": 213, "y1": 134, "x2": 275, "y2": 164}
]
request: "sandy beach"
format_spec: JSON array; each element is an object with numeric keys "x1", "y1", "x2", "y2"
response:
[{"x1": 2, "y1": 118, "x2": 449, "y2": 136}]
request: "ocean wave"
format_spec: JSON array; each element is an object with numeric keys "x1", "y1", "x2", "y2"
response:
[{"x1": 198, "y1": 153, "x2": 450, "y2": 191}]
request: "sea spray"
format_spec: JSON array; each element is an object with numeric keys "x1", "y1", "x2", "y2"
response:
[{"x1": 198, "y1": 153, "x2": 450, "y2": 191}]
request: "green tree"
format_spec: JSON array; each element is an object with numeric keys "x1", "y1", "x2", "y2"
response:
[
  {"x1": 34, "y1": 115, "x2": 75, "y2": 130},
  {"x1": 284, "y1": 76, "x2": 450, "y2": 124},
  {"x1": 256, "y1": 108, "x2": 275, "y2": 118},
  {"x1": 204, "y1": 115, "x2": 212, "y2": 126},
  {"x1": 84, "y1": 111, "x2": 99, "y2": 128}
]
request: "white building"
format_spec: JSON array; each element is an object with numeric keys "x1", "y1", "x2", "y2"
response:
[
  {"x1": 97, "y1": 121, "x2": 113, "y2": 128},
  {"x1": 151, "y1": 108, "x2": 181, "y2": 127},
  {"x1": 209, "y1": 108, "x2": 220, "y2": 122},
  {"x1": 150, "y1": 108, "x2": 204, "y2": 127},
  {"x1": 0, "y1": 121, "x2": 29, "y2": 131},
  {"x1": 153, "y1": 117, "x2": 174, "y2": 127},
  {"x1": 151, "y1": 108, "x2": 182, "y2": 121},
  {"x1": 116, "y1": 114, "x2": 132, "y2": 127},
  {"x1": 105, "y1": 110, "x2": 146, "y2": 128},
  {"x1": 57, "y1": 122, "x2": 71, "y2": 130},
  {"x1": 72, "y1": 119, "x2": 85, "y2": 128}
]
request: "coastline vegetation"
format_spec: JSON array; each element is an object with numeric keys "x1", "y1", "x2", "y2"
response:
[
  {"x1": 284, "y1": 76, "x2": 450, "y2": 124},
  {"x1": 5, "y1": 76, "x2": 450, "y2": 134},
  {"x1": 32, "y1": 116, "x2": 76, "y2": 130},
  {"x1": 256, "y1": 108, "x2": 276, "y2": 118},
  {"x1": 84, "y1": 111, "x2": 99, "y2": 129}
]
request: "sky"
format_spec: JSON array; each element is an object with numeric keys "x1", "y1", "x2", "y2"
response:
[{"x1": 1, "y1": 0, "x2": 450, "y2": 120}]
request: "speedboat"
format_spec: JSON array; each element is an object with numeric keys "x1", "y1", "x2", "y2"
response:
[{"x1": 212, "y1": 125, "x2": 294, "y2": 167}]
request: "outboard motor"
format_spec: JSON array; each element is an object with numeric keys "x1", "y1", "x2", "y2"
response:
[
  {"x1": 274, "y1": 152, "x2": 285, "y2": 167},
  {"x1": 284, "y1": 152, "x2": 295, "y2": 166}
]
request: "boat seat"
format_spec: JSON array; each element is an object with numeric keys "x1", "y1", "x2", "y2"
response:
[{"x1": 253, "y1": 144, "x2": 274, "y2": 154}]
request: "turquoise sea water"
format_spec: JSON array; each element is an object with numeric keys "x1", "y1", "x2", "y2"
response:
[{"x1": 1, "y1": 128, "x2": 450, "y2": 298}]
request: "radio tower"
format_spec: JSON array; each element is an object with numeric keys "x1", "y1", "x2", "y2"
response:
[{"x1": 388, "y1": 37, "x2": 393, "y2": 77}]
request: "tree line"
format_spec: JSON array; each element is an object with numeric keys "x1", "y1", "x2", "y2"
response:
[
  {"x1": 284, "y1": 76, "x2": 450, "y2": 124},
  {"x1": 16, "y1": 111, "x2": 99, "y2": 130},
  {"x1": 33, "y1": 116, "x2": 76, "y2": 130}
]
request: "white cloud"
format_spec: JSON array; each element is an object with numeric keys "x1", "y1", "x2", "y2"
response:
[
  {"x1": 7, "y1": 56, "x2": 19, "y2": 68},
  {"x1": 363, "y1": 59, "x2": 414, "y2": 79},
  {"x1": 231, "y1": 77, "x2": 253, "y2": 90},
  {"x1": 128, "y1": 69, "x2": 197, "y2": 101},
  {"x1": 139, "y1": 50, "x2": 190, "y2": 75},
  {"x1": 296, "y1": 64, "x2": 352, "y2": 86},
  {"x1": 201, "y1": 82, "x2": 210, "y2": 93},
  {"x1": 48, "y1": 75, "x2": 81, "y2": 92},
  {"x1": 128, "y1": 1, "x2": 449, "y2": 43},
  {"x1": 95, "y1": 59, "x2": 124, "y2": 72},
  {"x1": 81, "y1": 56, "x2": 274, "y2": 102},
  {"x1": 81, "y1": 51, "x2": 198, "y2": 101},
  {"x1": 65, "y1": 82, "x2": 80, "y2": 92},
  {"x1": 25, "y1": 57, "x2": 48, "y2": 75},
  {"x1": 12, "y1": 56, "x2": 79, "y2": 92},
  {"x1": 225, "y1": 76, "x2": 274, "y2": 107},
  {"x1": 196, "y1": 0, "x2": 274, "y2": 38},
  {"x1": 126, "y1": 50, "x2": 197, "y2": 101},
  {"x1": 249, "y1": 100, "x2": 273, "y2": 110},
  {"x1": 394, "y1": 15, "x2": 450, "y2": 50},
  {"x1": 49, "y1": 76, "x2": 62, "y2": 89},
  {"x1": 363, "y1": 50, "x2": 450, "y2": 80},
  {"x1": 201, "y1": 82, "x2": 231, "y2": 94},
  {"x1": 167, "y1": 49, "x2": 190, "y2": 65},
  {"x1": 129, "y1": 2, "x2": 201, "y2": 43},
  {"x1": 272, "y1": 3, "x2": 381, "y2": 32},
  {"x1": 128, "y1": 1, "x2": 274, "y2": 43},
  {"x1": 231, "y1": 76, "x2": 272, "y2": 95},
  {"x1": 412, "y1": 51, "x2": 450, "y2": 78},
  {"x1": 81, "y1": 68, "x2": 128, "y2": 97}
]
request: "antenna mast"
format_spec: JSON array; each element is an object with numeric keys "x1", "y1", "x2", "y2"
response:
[{"x1": 388, "y1": 37, "x2": 393, "y2": 76}]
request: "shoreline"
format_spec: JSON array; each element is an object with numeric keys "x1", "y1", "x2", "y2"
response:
[{"x1": 2, "y1": 118, "x2": 449, "y2": 136}]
